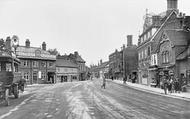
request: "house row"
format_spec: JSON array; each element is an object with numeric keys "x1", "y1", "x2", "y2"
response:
[{"x1": 2, "y1": 37, "x2": 88, "y2": 84}]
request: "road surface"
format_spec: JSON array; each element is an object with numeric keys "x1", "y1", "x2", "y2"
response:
[{"x1": 0, "y1": 79, "x2": 190, "y2": 119}]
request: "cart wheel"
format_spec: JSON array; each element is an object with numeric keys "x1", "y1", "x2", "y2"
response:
[{"x1": 4, "y1": 89, "x2": 9, "y2": 106}]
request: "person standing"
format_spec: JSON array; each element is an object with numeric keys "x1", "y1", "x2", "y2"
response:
[
  {"x1": 101, "y1": 75, "x2": 106, "y2": 89},
  {"x1": 162, "y1": 76, "x2": 168, "y2": 94}
]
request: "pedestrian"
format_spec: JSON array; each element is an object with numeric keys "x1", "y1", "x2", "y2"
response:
[
  {"x1": 123, "y1": 76, "x2": 127, "y2": 84},
  {"x1": 162, "y1": 76, "x2": 168, "y2": 94},
  {"x1": 167, "y1": 78, "x2": 173, "y2": 94},
  {"x1": 101, "y1": 76, "x2": 106, "y2": 89}
]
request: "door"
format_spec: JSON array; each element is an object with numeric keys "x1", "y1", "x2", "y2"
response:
[{"x1": 33, "y1": 72, "x2": 38, "y2": 84}]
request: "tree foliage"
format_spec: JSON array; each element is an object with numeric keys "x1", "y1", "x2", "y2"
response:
[
  {"x1": 47, "y1": 48, "x2": 60, "y2": 56},
  {"x1": 0, "y1": 39, "x2": 5, "y2": 51}
]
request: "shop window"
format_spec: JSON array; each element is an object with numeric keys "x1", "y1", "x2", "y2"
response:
[
  {"x1": 6, "y1": 63, "x2": 12, "y2": 71},
  {"x1": 41, "y1": 61, "x2": 46, "y2": 67}
]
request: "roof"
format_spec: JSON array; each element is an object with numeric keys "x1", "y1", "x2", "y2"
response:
[
  {"x1": 16, "y1": 46, "x2": 56, "y2": 60},
  {"x1": 176, "y1": 48, "x2": 188, "y2": 60},
  {"x1": 137, "y1": 10, "x2": 177, "y2": 49},
  {"x1": 56, "y1": 58, "x2": 78, "y2": 68},
  {"x1": 165, "y1": 29, "x2": 189, "y2": 46},
  {"x1": 76, "y1": 55, "x2": 85, "y2": 63}
]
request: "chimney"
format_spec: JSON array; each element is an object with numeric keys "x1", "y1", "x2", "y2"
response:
[
  {"x1": 74, "y1": 51, "x2": 78, "y2": 56},
  {"x1": 25, "y1": 39, "x2": 30, "y2": 48},
  {"x1": 167, "y1": 0, "x2": 178, "y2": 14},
  {"x1": 100, "y1": 59, "x2": 102, "y2": 65},
  {"x1": 127, "y1": 35, "x2": 133, "y2": 47},
  {"x1": 5, "y1": 36, "x2": 12, "y2": 50},
  {"x1": 42, "y1": 42, "x2": 46, "y2": 50}
]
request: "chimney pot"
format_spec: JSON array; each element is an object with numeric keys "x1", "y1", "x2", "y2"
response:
[
  {"x1": 25, "y1": 39, "x2": 30, "y2": 48},
  {"x1": 127, "y1": 35, "x2": 133, "y2": 47}
]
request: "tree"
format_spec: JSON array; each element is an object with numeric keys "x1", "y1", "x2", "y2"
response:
[
  {"x1": 47, "y1": 48, "x2": 60, "y2": 56},
  {"x1": 0, "y1": 38, "x2": 5, "y2": 51}
]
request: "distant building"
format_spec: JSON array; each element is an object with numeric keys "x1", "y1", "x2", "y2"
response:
[
  {"x1": 108, "y1": 35, "x2": 138, "y2": 81},
  {"x1": 16, "y1": 39, "x2": 56, "y2": 84},
  {"x1": 123, "y1": 35, "x2": 138, "y2": 82},
  {"x1": 109, "y1": 49, "x2": 123, "y2": 79},
  {"x1": 56, "y1": 55, "x2": 79, "y2": 82},
  {"x1": 68, "y1": 51, "x2": 86, "y2": 81},
  {"x1": 90, "y1": 60, "x2": 109, "y2": 79}
]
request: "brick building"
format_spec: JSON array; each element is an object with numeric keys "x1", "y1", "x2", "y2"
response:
[
  {"x1": 109, "y1": 49, "x2": 123, "y2": 80},
  {"x1": 16, "y1": 39, "x2": 56, "y2": 84},
  {"x1": 123, "y1": 35, "x2": 138, "y2": 82},
  {"x1": 137, "y1": 0, "x2": 190, "y2": 87},
  {"x1": 108, "y1": 35, "x2": 138, "y2": 81}
]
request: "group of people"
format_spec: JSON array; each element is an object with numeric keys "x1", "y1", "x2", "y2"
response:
[{"x1": 161, "y1": 75, "x2": 183, "y2": 94}]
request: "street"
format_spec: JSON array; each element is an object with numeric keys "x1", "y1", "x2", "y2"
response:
[{"x1": 0, "y1": 79, "x2": 190, "y2": 119}]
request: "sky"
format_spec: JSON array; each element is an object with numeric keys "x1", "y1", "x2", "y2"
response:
[{"x1": 0, "y1": 0, "x2": 189, "y2": 66}]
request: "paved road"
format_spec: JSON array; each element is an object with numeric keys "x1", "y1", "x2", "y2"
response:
[{"x1": 0, "y1": 79, "x2": 190, "y2": 119}]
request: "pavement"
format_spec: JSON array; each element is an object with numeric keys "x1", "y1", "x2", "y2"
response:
[{"x1": 110, "y1": 79, "x2": 190, "y2": 101}]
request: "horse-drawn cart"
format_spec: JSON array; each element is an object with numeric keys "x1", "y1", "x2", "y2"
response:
[{"x1": 0, "y1": 55, "x2": 23, "y2": 106}]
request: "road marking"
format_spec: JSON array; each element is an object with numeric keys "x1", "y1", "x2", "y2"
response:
[{"x1": 0, "y1": 95, "x2": 33, "y2": 119}]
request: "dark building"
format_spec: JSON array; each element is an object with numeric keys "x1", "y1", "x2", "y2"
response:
[
  {"x1": 56, "y1": 55, "x2": 79, "y2": 82},
  {"x1": 108, "y1": 35, "x2": 138, "y2": 81},
  {"x1": 16, "y1": 39, "x2": 56, "y2": 84},
  {"x1": 123, "y1": 35, "x2": 138, "y2": 82}
]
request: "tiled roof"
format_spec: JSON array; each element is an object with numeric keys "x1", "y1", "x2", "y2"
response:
[
  {"x1": 165, "y1": 29, "x2": 189, "y2": 46},
  {"x1": 56, "y1": 58, "x2": 78, "y2": 68},
  {"x1": 16, "y1": 46, "x2": 56, "y2": 60}
]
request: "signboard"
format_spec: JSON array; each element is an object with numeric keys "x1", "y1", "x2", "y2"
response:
[{"x1": 38, "y1": 71, "x2": 41, "y2": 78}]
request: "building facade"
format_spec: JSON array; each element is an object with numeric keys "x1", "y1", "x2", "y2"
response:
[
  {"x1": 137, "y1": 0, "x2": 190, "y2": 87},
  {"x1": 56, "y1": 55, "x2": 79, "y2": 82},
  {"x1": 109, "y1": 49, "x2": 123, "y2": 80},
  {"x1": 90, "y1": 60, "x2": 109, "y2": 79},
  {"x1": 68, "y1": 52, "x2": 86, "y2": 81},
  {"x1": 123, "y1": 35, "x2": 138, "y2": 82},
  {"x1": 16, "y1": 40, "x2": 56, "y2": 84}
]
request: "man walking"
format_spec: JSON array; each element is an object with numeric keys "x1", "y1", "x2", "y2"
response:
[{"x1": 101, "y1": 75, "x2": 106, "y2": 89}]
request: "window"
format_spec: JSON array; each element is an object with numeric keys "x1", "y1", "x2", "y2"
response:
[
  {"x1": 162, "y1": 51, "x2": 169, "y2": 63},
  {"x1": 33, "y1": 61, "x2": 39, "y2": 67},
  {"x1": 23, "y1": 60, "x2": 29, "y2": 67},
  {"x1": 41, "y1": 61, "x2": 46, "y2": 67},
  {"x1": 166, "y1": 51, "x2": 169, "y2": 63},
  {"x1": 145, "y1": 49, "x2": 147, "y2": 58},
  {"x1": 49, "y1": 62, "x2": 53, "y2": 67},
  {"x1": 6, "y1": 63, "x2": 12, "y2": 71},
  {"x1": 147, "y1": 46, "x2": 151, "y2": 56},
  {"x1": 24, "y1": 72, "x2": 30, "y2": 80}
]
